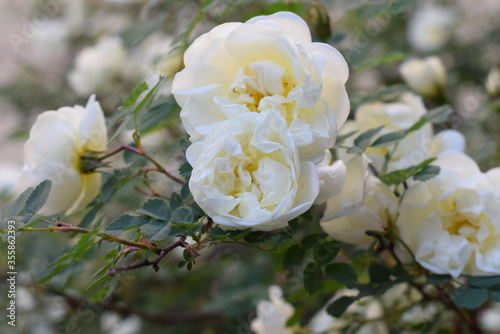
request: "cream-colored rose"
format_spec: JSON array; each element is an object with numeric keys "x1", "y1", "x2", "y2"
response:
[
  {"x1": 397, "y1": 151, "x2": 500, "y2": 277},
  {"x1": 173, "y1": 11, "x2": 350, "y2": 163},
  {"x1": 338, "y1": 93, "x2": 465, "y2": 173},
  {"x1": 320, "y1": 156, "x2": 398, "y2": 244},
  {"x1": 251, "y1": 285, "x2": 295, "y2": 334},
  {"x1": 68, "y1": 36, "x2": 126, "y2": 97},
  {"x1": 407, "y1": 2, "x2": 456, "y2": 53},
  {"x1": 314, "y1": 150, "x2": 346, "y2": 205},
  {"x1": 19, "y1": 95, "x2": 108, "y2": 215},
  {"x1": 186, "y1": 111, "x2": 319, "y2": 231},
  {"x1": 485, "y1": 67, "x2": 500, "y2": 99},
  {"x1": 399, "y1": 56, "x2": 447, "y2": 98}
]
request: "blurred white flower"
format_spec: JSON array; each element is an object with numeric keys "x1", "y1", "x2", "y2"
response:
[
  {"x1": 68, "y1": 36, "x2": 126, "y2": 96},
  {"x1": 337, "y1": 93, "x2": 465, "y2": 173},
  {"x1": 19, "y1": 95, "x2": 108, "y2": 215},
  {"x1": 101, "y1": 312, "x2": 142, "y2": 334},
  {"x1": 251, "y1": 285, "x2": 295, "y2": 334},
  {"x1": 173, "y1": 11, "x2": 350, "y2": 163},
  {"x1": 186, "y1": 112, "x2": 319, "y2": 231},
  {"x1": 320, "y1": 156, "x2": 398, "y2": 245},
  {"x1": 407, "y1": 2, "x2": 456, "y2": 52},
  {"x1": 399, "y1": 56, "x2": 447, "y2": 98},
  {"x1": 0, "y1": 165, "x2": 22, "y2": 197},
  {"x1": 397, "y1": 151, "x2": 500, "y2": 277},
  {"x1": 314, "y1": 150, "x2": 346, "y2": 205},
  {"x1": 485, "y1": 67, "x2": 500, "y2": 98},
  {"x1": 479, "y1": 303, "x2": 500, "y2": 334}
]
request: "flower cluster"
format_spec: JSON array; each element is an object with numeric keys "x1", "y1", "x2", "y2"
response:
[{"x1": 173, "y1": 12, "x2": 350, "y2": 231}]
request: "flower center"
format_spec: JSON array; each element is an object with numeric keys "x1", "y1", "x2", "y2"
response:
[
  {"x1": 228, "y1": 60, "x2": 296, "y2": 122},
  {"x1": 447, "y1": 217, "x2": 480, "y2": 243}
]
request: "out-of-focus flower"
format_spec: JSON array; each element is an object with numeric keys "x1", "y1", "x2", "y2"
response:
[
  {"x1": 479, "y1": 303, "x2": 500, "y2": 334},
  {"x1": 172, "y1": 11, "x2": 349, "y2": 163},
  {"x1": 485, "y1": 67, "x2": 500, "y2": 99},
  {"x1": 186, "y1": 112, "x2": 319, "y2": 231},
  {"x1": 68, "y1": 36, "x2": 126, "y2": 96},
  {"x1": 320, "y1": 156, "x2": 398, "y2": 244},
  {"x1": 397, "y1": 151, "x2": 500, "y2": 277},
  {"x1": 314, "y1": 150, "x2": 346, "y2": 204},
  {"x1": 407, "y1": 2, "x2": 456, "y2": 53},
  {"x1": 101, "y1": 312, "x2": 142, "y2": 334},
  {"x1": 251, "y1": 285, "x2": 295, "y2": 334},
  {"x1": 19, "y1": 95, "x2": 108, "y2": 216},
  {"x1": 399, "y1": 56, "x2": 447, "y2": 98},
  {"x1": 337, "y1": 93, "x2": 465, "y2": 173}
]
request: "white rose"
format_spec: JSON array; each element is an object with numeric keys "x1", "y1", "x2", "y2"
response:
[
  {"x1": 68, "y1": 36, "x2": 126, "y2": 97},
  {"x1": 407, "y1": 2, "x2": 456, "y2": 53},
  {"x1": 19, "y1": 95, "x2": 108, "y2": 216},
  {"x1": 173, "y1": 11, "x2": 350, "y2": 163},
  {"x1": 337, "y1": 92, "x2": 465, "y2": 173},
  {"x1": 320, "y1": 156, "x2": 398, "y2": 244},
  {"x1": 251, "y1": 285, "x2": 295, "y2": 334},
  {"x1": 399, "y1": 56, "x2": 447, "y2": 98},
  {"x1": 397, "y1": 151, "x2": 500, "y2": 277},
  {"x1": 314, "y1": 150, "x2": 346, "y2": 205},
  {"x1": 186, "y1": 111, "x2": 319, "y2": 231}
]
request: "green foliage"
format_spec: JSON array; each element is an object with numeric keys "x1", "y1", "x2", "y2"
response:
[
  {"x1": 353, "y1": 51, "x2": 407, "y2": 72},
  {"x1": 379, "y1": 158, "x2": 440, "y2": 185},
  {"x1": 303, "y1": 262, "x2": 323, "y2": 294},
  {"x1": 325, "y1": 263, "x2": 358, "y2": 287},
  {"x1": 326, "y1": 296, "x2": 358, "y2": 317},
  {"x1": 121, "y1": 81, "x2": 149, "y2": 109},
  {"x1": 453, "y1": 286, "x2": 489, "y2": 309},
  {"x1": 347, "y1": 126, "x2": 384, "y2": 154}
]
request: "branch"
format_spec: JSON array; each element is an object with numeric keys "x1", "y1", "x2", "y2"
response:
[{"x1": 108, "y1": 236, "x2": 188, "y2": 276}]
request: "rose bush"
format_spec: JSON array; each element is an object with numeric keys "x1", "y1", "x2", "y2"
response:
[
  {"x1": 172, "y1": 11, "x2": 349, "y2": 163},
  {"x1": 186, "y1": 111, "x2": 319, "y2": 231},
  {"x1": 19, "y1": 95, "x2": 107, "y2": 215}
]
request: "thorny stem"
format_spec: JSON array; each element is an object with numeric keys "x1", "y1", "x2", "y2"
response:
[
  {"x1": 108, "y1": 236, "x2": 188, "y2": 276},
  {"x1": 98, "y1": 145, "x2": 142, "y2": 160}
]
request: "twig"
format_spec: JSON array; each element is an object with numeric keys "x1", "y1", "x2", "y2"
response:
[
  {"x1": 108, "y1": 236, "x2": 187, "y2": 276},
  {"x1": 98, "y1": 145, "x2": 142, "y2": 160}
]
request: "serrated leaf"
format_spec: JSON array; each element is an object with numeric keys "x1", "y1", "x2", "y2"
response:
[
  {"x1": 172, "y1": 207, "x2": 194, "y2": 224},
  {"x1": 137, "y1": 198, "x2": 171, "y2": 221},
  {"x1": 371, "y1": 131, "x2": 405, "y2": 147},
  {"x1": 490, "y1": 290, "x2": 500, "y2": 302},
  {"x1": 178, "y1": 162, "x2": 192, "y2": 178},
  {"x1": 347, "y1": 126, "x2": 385, "y2": 154},
  {"x1": 227, "y1": 228, "x2": 252, "y2": 241},
  {"x1": 404, "y1": 118, "x2": 428, "y2": 135},
  {"x1": 209, "y1": 226, "x2": 227, "y2": 240},
  {"x1": 413, "y1": 165, "x2": 440, "y2": 182},
  {"x1": 426, "y1": 274, "x2": 451, "y2": 285},
  {"x1": 91, "y1": 262, "x2": 113, "y2": 279},
  {"x1": 140, "y1": 220, "x2": 171, "y2": 242},
  {"x1": 425, "y1": 105, "x2": 453, "y2": 124},
  {"x1": 89, "y1": 286, "x2": 110, "y2": 303},
  {"x1": 325, "y1": 263, "x2": 358, "y2": 287},
  {"x1": 24, "y1": 180, "x2": 52, "y2": 215},
  {"x1": 335, "y1": 130, "x2": 358, "y2": 146},
  {"x1": 304, "y1": 262, "x2": 323, "y2": 294},
  {"x1": 326, "y1": 296, "x2": 357, "y2": 317},
  {"x1": 301, "y1": 233, "x2": 328, "y2": 250},
  {"x1": 454, "y1": 286, "x2": 489, "y2": 309},
  {"x1": 180, "y1": 182, "x2": 191, "y2": 200},
  {"x1": 282, "y1": 244, "x2": 306, "y2": 270},
  {"x1": 0, "y1": 185, "x2": 36, "y2": 220},
  {"x1": 105, "y1": 215, "x2": 150, "y2": 235},
  {"x1": 121, "y1": 82, "x2": 149, "y2": 109},
  {"x1": 369, "y1": 264, "x2": 392, "y2": 283},
  {"x1": 170, "y1": 193, "x2": 183, "y2": 210},
  {"x1": 313, "y1": 240, "x2": 341, "y2": 265},
  {"x1": 85, "y1": 274, "x2": 111, "y2": 293},
  {"x1": 380, "y1": 158, "x2": 437, "y2": 185},
  {"x1": 468, "y1": 275, "x2": 500, "y2": 289}
]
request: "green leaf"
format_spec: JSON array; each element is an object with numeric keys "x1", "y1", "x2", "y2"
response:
[
  {"x1": 347, "y1": 126, "x2": 384, "y2": 154},
  {"x1": 369, "y1": 264, "x2": 392, "y2": 283},
  {"x1": 413, "y1": 165, "x2": 440, "y2": 182},
  {"x1": 490, "y1": 290, "x2": 500, "y2": 302},
  {"x1": 282, "y1": 244, "x2": 306, "y2": 270},
  {"x1": 209, "y1": 226, "x2": 227, "y2": 240},
  {"x1": 180, "y1": 182, "x2": 191, "y2": 200},
  {"x1": 334, "y1": 130, "x2": 358, "y2": 146},
  {"x1": 426, "y1": 274, "x2": 451, "y2": 285},
  {"x1": 120, "y1": 82, "x2": 149, "y2": 109},
  {"x1": 303, "y1": 262, "x2": 323, "y2": 294},
  {"x1": 313, "y1": 240, "x2": 341, "y2": 265},
  {"x1": 325, "y1": 263, "x2": 358, "y2": 287},
  {"x1": 380, "y1": 158, "x2": 437, "y2": 185},
  {"x1": 105, "y1": 215, "x2": 150, "y2": 235},
  {"x1": 89, "y1": 286, "x2": 110, "y2": 303},
  {"x1": 137, "y1": 198, "x2": 171, "y2": 221},
  {"x1": 178, "y1": 162, "x2": 192, "y2": 178},
  {"x1": 172, "y1": 207, "x2": 194, "y2": 224},
  {"x1": 132, "y1": 77, "x2": 164, "y2": 115},
  {"x1": 24, "y1": 180, "x2": 52, "y2": 215},
  {"x1": 326, "y1": 296, "x2": 357, "y2": 317},
  {"x1": 301, "y1": 233, "x2": 328, "y2": 250},
  {"x1": 227, "y1": 228, "x2": 252, "y2": 241},
  {"x1": 468, "y1": 275, "x2": 500, "y2": 289},
  {"x1": 85, "y1": 274, "x2": 111, "y2": 293},
  {"x1": 0, "y1": 185, "x2": 35, "y2": 220},
  {"x1": 354, "y1": 51, "x2": 407, "y2": 72},
  {"x1": 140, "y1": 220, "x2": 172, "y2": 242},
  {"x1": 371, "y1": 131, "x2": 405, "y2": 147},
  {"x1": 425, "y1": 105, "x2": 453, "y2": 124},
  {"x1": 404, "y1": 118, "x2": 428, "y2": 135},
  {"x1": 454, "y1": 286, "x2": 489, "y2": 309},
  {"x1": 170, "y1": 193, "x2": 183, "y2": 211}
]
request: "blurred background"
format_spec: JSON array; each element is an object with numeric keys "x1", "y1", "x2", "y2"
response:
[{"x1": 0, "y1": 0, "x2": 499, "y2": 333}]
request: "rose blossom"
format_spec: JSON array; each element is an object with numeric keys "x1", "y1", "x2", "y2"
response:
[
  {"x1": 19, "y1": 95, "x2": 108, "y2": 215},
  {"x1": 399, "y1": 56, "x2": 447, "y2": 98},
  {"x1": 173, "y1": 11, "x2": 349, "y2": 163},
  {"x1": 251, "y1": 285, "x2": 295, "y2": 334}
]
